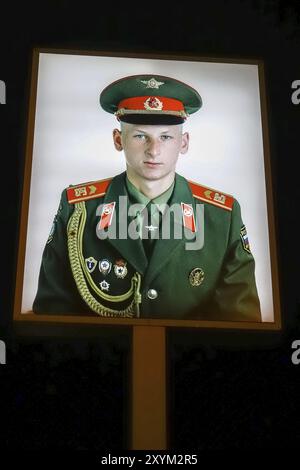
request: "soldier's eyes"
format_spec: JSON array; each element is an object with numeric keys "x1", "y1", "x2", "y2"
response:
[
  {"x1": 132, "y1": 134, "x2": 173, "y2": 141},
  {"x1": 134, "y1": 134, "x2": 147, "y2": 140}
]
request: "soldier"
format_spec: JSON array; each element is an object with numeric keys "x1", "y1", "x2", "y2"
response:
[{"x1": 33, "y1": 74, "x2": 261, "y2": 321}]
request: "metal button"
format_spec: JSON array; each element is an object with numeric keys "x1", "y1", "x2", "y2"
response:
[{"x1": 147, "y1": 289, "x2": 158, "y2": 300}]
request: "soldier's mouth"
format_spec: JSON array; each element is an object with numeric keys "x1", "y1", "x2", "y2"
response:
[{"x1": 144, "y1": 162, "x2": 162, "y2": 167}]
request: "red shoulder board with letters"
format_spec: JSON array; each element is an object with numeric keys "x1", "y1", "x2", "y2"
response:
[
  {"x1": 188, "y1": 180, "x2": 234, "y2": 211},
  {"x1": 67, "y1": 178, "x2": 112, "y2": 204}
]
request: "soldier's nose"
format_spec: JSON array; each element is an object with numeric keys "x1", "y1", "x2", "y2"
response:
[{"x1": 146, "y1": 139, "x2": 161, "y2": 158}]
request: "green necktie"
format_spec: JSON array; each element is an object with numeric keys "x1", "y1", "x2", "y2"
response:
[{"x1": 141, "y1": 203, "x2": 161, "y2": 259}]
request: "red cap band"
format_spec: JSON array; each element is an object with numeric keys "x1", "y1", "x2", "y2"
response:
[{"x1": 117, "y1": 96, "x2": 185, "y2": 114}]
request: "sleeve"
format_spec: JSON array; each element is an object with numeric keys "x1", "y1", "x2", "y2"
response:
[
  {"x1": 32, "y1": 189, "x2": 88, "y2": 314},
  {"x1": 213, "y1": 199, "x2": 262, "y2": 322}
]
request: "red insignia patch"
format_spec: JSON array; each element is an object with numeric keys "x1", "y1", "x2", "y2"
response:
[
  {"x1": 181, "y1": 203, "x2": 196, "y2": 232},
  {"x1": 98, "y1": 202, "x2": 115, "y2": 230}
]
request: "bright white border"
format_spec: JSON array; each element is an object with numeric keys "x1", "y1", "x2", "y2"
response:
[{"x1": 22, "y1": 52, "x2": 273, "y2": 321}]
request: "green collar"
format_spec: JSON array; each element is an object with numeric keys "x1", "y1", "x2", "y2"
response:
[{"x1": 125, "y1": 175, "x2": 175, "y2": 212}]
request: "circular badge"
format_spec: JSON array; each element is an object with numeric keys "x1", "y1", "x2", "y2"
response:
[
  {"x1": 189, "y1": 267, "x2": 204, "y2": 287},
  {"x1": 99, "y1": 259, "x2": 112, "y2": 275},
  {"x1": 114, "y1": 259, "x2": 128, "y2": 279}
]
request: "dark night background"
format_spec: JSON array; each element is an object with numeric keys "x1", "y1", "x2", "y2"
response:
[{"x1": 0, "y1": 0, "x2": 300, "y2": 451}]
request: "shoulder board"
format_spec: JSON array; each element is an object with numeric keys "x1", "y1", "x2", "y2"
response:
[
  {"x1": 188, "y1": 180, "x2": 234, "y2": 211},
  {"x1": 67, "y1": 178, "x2": 112, "y2": 204}
]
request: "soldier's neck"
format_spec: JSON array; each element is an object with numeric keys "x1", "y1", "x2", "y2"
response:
[{"x1": 126, "y1": 171, "x2": 175, "y2": 200}]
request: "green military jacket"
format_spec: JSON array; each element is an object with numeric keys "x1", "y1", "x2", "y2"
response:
[{"x1": 33, "y1": 172, "x2": 261, "y2": 321}]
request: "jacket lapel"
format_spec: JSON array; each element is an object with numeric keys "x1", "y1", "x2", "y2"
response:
[{"x1": 98, "y1": 172, "x2": 148, "y2": 275}]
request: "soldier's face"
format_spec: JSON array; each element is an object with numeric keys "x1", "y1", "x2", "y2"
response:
[{"x1": 113, "y1": 123, "x2": 189, "y2": 182}]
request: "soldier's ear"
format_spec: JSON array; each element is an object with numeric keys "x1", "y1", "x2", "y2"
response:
[
  {"x1": 113, "y1": 129, "x2": 123, "y2": 151},
  {"x1": 180, "y1": 131, "x2": 189, "y2": 155}
]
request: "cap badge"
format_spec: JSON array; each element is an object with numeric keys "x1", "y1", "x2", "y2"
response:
[
  {"x1": 141, "y1": 78, "x2": 165, "y2": 89},
  {"x1": 144, "y1": 96, "x2": 163, "y2": 111}
]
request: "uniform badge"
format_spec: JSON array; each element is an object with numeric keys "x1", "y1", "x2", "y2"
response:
[
  {"x1": 240, "y1": 225, "x2": 251, "y2": 253},
  {"x1": 114, "y1": 259, "x2": 128, "y2": 279},
  {"x1": 141, "y1": 78, "x2": 165, "y2": 89},
  {"x1": 98, "y1": 202, "x2": 116, "y2": 230},
  {"x1": 99, "y1": 280, "x2": 110, "y2": 291},
  {"x1": 85, "y1": 257, "x2": 97, "y2": 273},
  {"x1": 144, "y1": 225, "x2": 158, "y2": 231},
  {"x1": 99, "y1": 259, "x2": 112, "y2": 275},
  {"x1": 144, "y1": 96, "x2": 163, "y2": 111},
  {"x1": 189, "y1": 267, "x2": 204, "y2": 287},
  {"x1": 181, "y1": 203, "x2": 196, "y2": 232}
]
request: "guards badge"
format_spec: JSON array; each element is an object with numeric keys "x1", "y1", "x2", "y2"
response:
[
  {"x1": 114, "y1": 259, "x2": 128, "y2": 279},
  {"x1": 240, "y1": 225, "x2": 251, "y2": 253}
]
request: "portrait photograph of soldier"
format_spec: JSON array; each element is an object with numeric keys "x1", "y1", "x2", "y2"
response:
[{"x1": 17, "y1": 51, "x2": 277, "y2": 324}]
